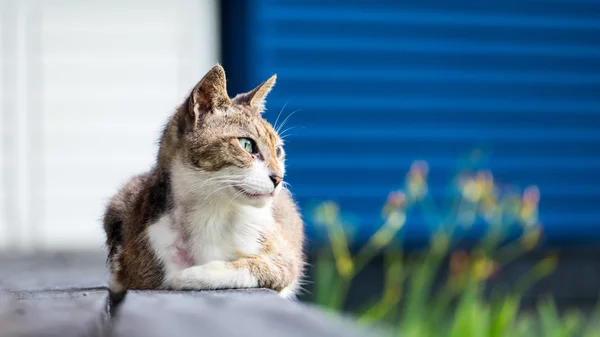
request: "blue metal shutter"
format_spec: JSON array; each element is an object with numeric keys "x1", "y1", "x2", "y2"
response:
[{"x1": 223, "y1": 0, "x2": 600, "y2": 247}]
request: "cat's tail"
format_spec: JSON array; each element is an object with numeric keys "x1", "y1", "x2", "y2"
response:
[
  {"x1": 102, "y1": 198, "x2": 125, "y2": 293},
  {"x1": 102, "y1": 204, "x2": 127, "y2": 318},
  {"x1": 103, "y1": 201, "x2": 123, "y2": 261}
]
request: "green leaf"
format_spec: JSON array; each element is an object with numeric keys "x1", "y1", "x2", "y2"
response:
[
  {"x1": 514, "y1": 313, "x2": 536, "y2": 337},
  {"x1": 448, "y1": 288, "x2": 486, "y2": 337},
  {"x1": 313, "y1": 249, "x2": 337, "y2": 307},
  {"x1": 562, "y1": 310, "x2": 584, "y2": 337},
  {"x1": 538, "y1": 297, "x2": 560, "y2": 337},
  {"x1": 489, "y1": 296, "x2": 520, "y2": 337}
]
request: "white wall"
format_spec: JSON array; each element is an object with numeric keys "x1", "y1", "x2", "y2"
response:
[
  {"x1": 0, "y1": 6, "x2": 5, "y2": 249},
  {"x1": 0, "y1": 0, "x2": 220, "y2": 251}
]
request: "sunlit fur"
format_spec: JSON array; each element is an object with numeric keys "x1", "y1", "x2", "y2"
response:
[{"x1": 103, "y1": 64, "x2": 305, "y2": 298}]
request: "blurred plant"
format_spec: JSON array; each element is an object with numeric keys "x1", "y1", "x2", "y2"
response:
[{"x1": 310, "y1": 154, "x2": 600, "y2": 337}]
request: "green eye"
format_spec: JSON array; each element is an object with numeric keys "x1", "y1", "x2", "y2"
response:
[{"x1": 238, "y1": 138, "x2": 255, "y2": 154}]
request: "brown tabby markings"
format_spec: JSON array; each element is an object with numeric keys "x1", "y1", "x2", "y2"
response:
[{"x1": 103, "y1": 64, "x2": 305, "y2": 295}]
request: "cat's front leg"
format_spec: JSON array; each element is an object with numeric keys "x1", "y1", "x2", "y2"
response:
[
  {"x1": 167, "y1": 255, "x2": 298, "y2": 297},
  {"x1": 168, "y1": 260, "x2": 260, "y2": 290}
]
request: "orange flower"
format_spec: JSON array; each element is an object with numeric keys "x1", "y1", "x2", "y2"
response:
[
  {"x1": 410, "y1": 160, "x2": 429, "y2": 177},
  {"x1": 523, "y1": 186, "x2": 540, "y2": 205},
  {"x1": 386, "y1": 191, "x2": 407, "y2": 209}
]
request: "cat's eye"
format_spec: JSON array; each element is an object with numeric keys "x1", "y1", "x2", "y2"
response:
[
  {"x1": 275, "y1": 146, "x2": 284, "y2": 159},
  {"x1": 238, "y1": 138, "x2": 256, "y2": 154}
]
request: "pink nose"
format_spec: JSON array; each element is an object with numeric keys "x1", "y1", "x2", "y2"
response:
[{"x1": 269, "y1": 174, "x2": 282, "y2": 188}]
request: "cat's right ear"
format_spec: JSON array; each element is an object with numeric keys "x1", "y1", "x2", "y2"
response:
[
  {"x1": 191, "y1": 64, "x2": 231, "y2": 111},
  {"x1": 182, "y1": 64, "x2": 232, "y2": 131}
]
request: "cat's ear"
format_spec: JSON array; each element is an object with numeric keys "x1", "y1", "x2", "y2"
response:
[
  {"x1": 178, "y1": 64, "x2": 231, "y2": 135},
  {"x1": 232, "y1": 74, "x2": 277, "y2": 112},
  {"x1": 190, "y1": 64, "x2": 232, "y2": 116}
]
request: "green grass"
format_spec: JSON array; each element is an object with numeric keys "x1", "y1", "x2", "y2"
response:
[{"x1": 309, "y1": 157, "x2": 600, "y2": 337}]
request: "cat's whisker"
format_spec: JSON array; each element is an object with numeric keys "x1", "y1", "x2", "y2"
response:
[
  {"x1": 192, "y1": 174, "x2": 244, "y2": 183},
  {"x1": 184, "y1": 183, "x2": 235, "y2": 199},
  {"x1": 273, "y1": 102, "x2": 289, "y2": 131},
  {"x1": 199, "y1": 182, "x2": 247, "y2": 201},
  {"x1": 279, "y1": 125, "x2": 305, "y2": 138},
  {"x1": 184, "y1": 179, "x2": 229, "y2": 190},
  {"x1": 184, "y1": 176, "x2": 244, "y2": 190},
  {"x1": 179, "y1": 179, "x2": 245, "y2": 199},
  {"x1": 194, "y1": 178, "x2": 243, "y2": 189},
  {"x1": 276, "y1": 109, "x2": 302, "y2": 134},
  {"x1": 280, "y1": 134, "x2": 296, "y2": 141},
  {"x1": 177, "y1": 174, "x2": 237, "y2": 185},
  {"x1": 226, "y1": 188, "x2": 248, "y2": 208},
  {"x1": 198, "y1": 185, "x2": 233, "y2": 201},
  {"x1": 181, "y1": 179, "x2": 243, "y2": 196}
]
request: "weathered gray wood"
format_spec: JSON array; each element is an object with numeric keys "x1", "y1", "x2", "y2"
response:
[
  {"x1": 111, "y1": 290, "x2": 370, "y2": 337},
  {"x1": 0, "y1": 290, "x2": 109, "y2": 337},
  {"x1": 0, "y1": 252, "x2": 376, "y2": 337},
  {"x1": 0, "y1": 252, "x2": 108, "y2": 291}
]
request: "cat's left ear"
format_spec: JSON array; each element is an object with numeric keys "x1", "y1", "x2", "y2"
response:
[{"x1": 232, "y1": 74, "x2": 277, "y2": 112}]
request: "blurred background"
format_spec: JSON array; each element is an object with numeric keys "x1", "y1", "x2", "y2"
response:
[{"x1": 1, "y1": 0, "x2": 599, "y2": 315}]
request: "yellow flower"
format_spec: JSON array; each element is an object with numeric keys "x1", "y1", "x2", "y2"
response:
[
  {"x1": 388, "y1": 211, "x2": 407, "y2": 229},
  {"x1": 480, "y1": 195, "x2": 502, "y2": 224},
  {"x1": 406, "y1": 161, "x2": 429, "y2": 200},
  {"x1": 471, "y1": 254, "x2": 500, "y2": 281},
  {"x1": 461, "y1": 178, "x2": 482, "y2": 202},
  {"x1": 476, "y1": 170, "x2": 494, "y2": 198},
  {"x1": 519, "y1": 186, "x2": 540, "y2": 227},
  {"x1": 519, "y1": 205, "x2": 538, "y2": 227},
  {"x1": 408, "y1": 181, "x2": 427, "y2": 200}
]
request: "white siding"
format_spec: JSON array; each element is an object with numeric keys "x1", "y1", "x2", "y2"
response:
[
  {"x1": 0, "y1": 0, "x2": 219, "y2": 251},
  {"x1": 0, "y1": 9, "x2": 5, "y2": 248}
]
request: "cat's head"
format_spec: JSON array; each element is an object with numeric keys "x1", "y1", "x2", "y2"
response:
[{"x1": 163, "y1": 64, "x2": 285, "y2": 208}]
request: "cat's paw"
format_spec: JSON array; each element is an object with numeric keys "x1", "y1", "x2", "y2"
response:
[{"x1": 170, "y1": 261, "x2": 259, "y2": 290}]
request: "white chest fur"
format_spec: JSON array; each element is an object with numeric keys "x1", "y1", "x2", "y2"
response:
[{"x1": 147, "y1": 203, "x2": 274, "y2": 278}]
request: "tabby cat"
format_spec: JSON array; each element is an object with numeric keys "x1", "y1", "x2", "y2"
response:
[{"x1": 103, "y1": 64, "x2": 305, "y2": 298}]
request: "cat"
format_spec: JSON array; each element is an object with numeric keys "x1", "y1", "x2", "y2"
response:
[{"x1": 102, "y1": 64, "x2": 305, "y2": 299}]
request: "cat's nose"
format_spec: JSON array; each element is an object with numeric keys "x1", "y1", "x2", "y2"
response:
[{"x1": 269, "y1": 174, "x2": 282, "y2": 188}]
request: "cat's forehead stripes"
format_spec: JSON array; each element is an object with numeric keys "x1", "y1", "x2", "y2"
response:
[
  {"x1": 229, "y1": 111, "x2": 280, "y2": 147},
  {"x1": 246, "y1": 117, "x2": 280, "y2": 148},
  {"x1": 258, "y1": 120, "x2": 280, "y2": 146},
  {"x1": 254, "y1": 122, "x2": 264, "y2": 139}
]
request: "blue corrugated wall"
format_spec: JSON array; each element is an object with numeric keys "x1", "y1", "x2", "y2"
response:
[{"x1": 222, "y1": 0, "x2": 600, "y2": 247}]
